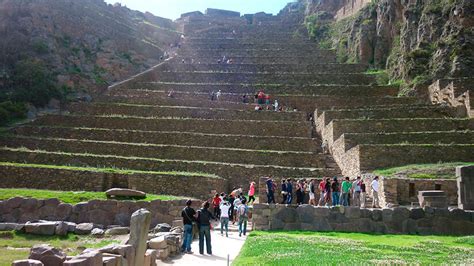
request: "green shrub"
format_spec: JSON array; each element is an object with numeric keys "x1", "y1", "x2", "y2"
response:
[{"x1": 0, "y1": 101, "x2": 27, "y2": 126}]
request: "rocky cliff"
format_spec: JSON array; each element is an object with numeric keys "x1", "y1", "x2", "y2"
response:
[
  {"x1": 0, "y1": 0, "x2": 180, "y2": 95},
  {"x1": 302, "y1": 0, "x2": 473, "y2": 94}
]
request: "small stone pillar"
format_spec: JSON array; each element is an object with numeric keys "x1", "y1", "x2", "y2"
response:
[
  {"x1": 457, "y1": 165, "x2": 474, "y2": 210},
  {"x1": 129, "y1": 208, "x2": 152, "y2": 266}
]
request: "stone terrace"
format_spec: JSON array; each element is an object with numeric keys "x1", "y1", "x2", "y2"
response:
[{"x1": 1, "y1": 11, "x2": 472, "y2": 200}]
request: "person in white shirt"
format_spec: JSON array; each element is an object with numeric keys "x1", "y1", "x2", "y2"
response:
[
  {"x1": 352, "y1": 176, "x2": 362, "y2": 207},
  {"x1": 371, "y1": 176, "x2": 380, "y2": 208},
  {"x1": 219, "y1": 200, "x2": 231, "y2": 237}
]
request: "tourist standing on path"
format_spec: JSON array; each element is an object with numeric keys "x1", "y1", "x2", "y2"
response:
[
  {"x1": 281, "y1": 179, "x2": 288, "y2": 204},
  {"x1": 296, "y1": 180, "x2": 305, "y2": 205},
  {"x1": 352, "y1": 177, "x2": 362, "y2": 207},
  {"x1": 324, "y1": 177, "x2": 332, "y2": 206},
  {"x1": 318, "y1": 178, "x2": 326, "y2": 206},
  {"x1": 181, "y1": 200, "x2": 196, "y2": 254},
  {"x1": 340, "y1": 177, "x2": 351, "y2": 206},
  {"x1": 331, "y1": 177, "x2": 340, "y2": 206},
  {"x1": 248, "y1": 182, "x2": 256, "y2": 204},
  {"x1": 360, "y1": 179, "x2": 367, "y2": 208},
  {"x1": 266, "y1": 177, "x2": 276, "y2": 204},
  {"x1": 219, "y1": 200, "x2": 231, "y2": 237},
  {"x1": 212, "y1": 194, "x2": 221, "y2": 218},
  {"x1": 237, "y1": 198, "x2": 249, "y2": 237},
  {"x1": 371, "y1": 176, "x2": 381, "y2": 208},
  {"x1": 309, "y1": 179, "x2": 316, "y2": 206},
  {"x1": 228, "y1": 194, "x2": 235, "y2": 223},
  {"x1": 197, "y1": 201, "x2": 216, "y2": 255},
  {"x1": 286, "y1": 178, "x2": 293, "y2": 204},
  {"x1": 233, "y1": 195, "x2": 242, "y2": 224}
]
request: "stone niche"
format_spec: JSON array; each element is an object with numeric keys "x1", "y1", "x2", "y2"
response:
[{"x1": 458, "y1": 165, "x2": 474, "y2": 210}]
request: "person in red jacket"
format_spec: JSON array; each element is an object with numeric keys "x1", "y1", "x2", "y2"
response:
[{"x1": 212, "y1": 193, "x2": 222, "y2": 218}]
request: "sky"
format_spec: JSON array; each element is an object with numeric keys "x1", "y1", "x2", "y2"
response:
[{"x1": 105, "y1": 0, "x2": 294, "y2": 20}]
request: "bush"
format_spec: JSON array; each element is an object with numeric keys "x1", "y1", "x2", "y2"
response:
[{"x1": 0, "y1": 101, "x2": 27, "y2": 126}]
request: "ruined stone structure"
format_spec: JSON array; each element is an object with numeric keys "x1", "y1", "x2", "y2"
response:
[{"x1": 0, "y1": 7, "x2": 472, "y2": 199}]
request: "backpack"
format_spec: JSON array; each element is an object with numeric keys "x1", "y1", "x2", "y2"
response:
[{"x1": 239, "y1": 205, "x2": 248, "y2": 218}]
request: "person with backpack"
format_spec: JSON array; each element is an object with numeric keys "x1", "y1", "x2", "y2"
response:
[
  {"x1": 197, "y1": 201, "x2": 216, "y2": 255},
  {"x1": 266, "y1": 177, "x2": 276, "y2": 204},
  {"x1": 219, "y1": 200, "x2": 231, "y2": 237},
  {"x1": 331, "y1": 177, "x2": 340, "y2": 206},
  {"x1": 181, "y1": 200, "x2": 196, "y2": 254},
  {"x1": 237, "y1": 198, "x2": 249, "y2": 237}
]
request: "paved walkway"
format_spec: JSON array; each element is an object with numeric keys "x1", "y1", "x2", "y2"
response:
[{"x1": 160, "y1": 224, "x2": 248, "y2": 266}]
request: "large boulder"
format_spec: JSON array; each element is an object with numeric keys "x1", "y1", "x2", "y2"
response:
[
  {"x1": 106, "y1": 188, "x2": 146, "y2": 199},
  {"x1": 29, "y1": 244, "x2": 66, "y2": 266},
  {"x1": 75, "y1": 223, "x2": 94, "y2": 235},
  {"x1": 55, "y1": 222, "x2": 69, "y2": 236},
  {"x1": 63, "y1": 251, "x2": 102, "y2": 266},
  {"x1": 98, "y1": 244, "x2": 135, "y2": 266},
  {"x1": 91, "y1": 228, "x2": 105, "y2": 238},
  {"x1": 0, "y1": 223, "x2": 23, "y2": 231},
  {"x1": 129, "y1": 209, "x2": 152, "y2": 266},
  {"x1": 145, "y1": 249, "x2": 158, "y2": 266},
  {"x1": 148, "y1": 236, "x2": 168, "y2": 249},
  {"x1": 153, "y1": 223, "x2": 171, "y2": 233},
  {"x1": 24, "y1": 221, "x2": 56, "y2": 236}
]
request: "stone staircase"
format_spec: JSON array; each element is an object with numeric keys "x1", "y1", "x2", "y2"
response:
[{"x1": 0, "y1": 12, "x2": 472, "y2": 198}]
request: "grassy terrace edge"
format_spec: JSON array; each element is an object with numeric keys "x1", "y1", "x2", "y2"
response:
[
  {"x1": 373, "y1": 162, "x2": 474, "y2": 179},
  {"x1": 0, "y1": 162, "x2": 222, "y2": 179},
  {"x1": 0, "y1": 188, "x2": 184, "y2": 204}
]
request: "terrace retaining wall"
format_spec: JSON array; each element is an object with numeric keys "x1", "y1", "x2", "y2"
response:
[
  {"x1": 0, "y1": 166, "x2": 226, "y2": 200},
  {"x1": 0, "y1": 197, "x2": 203, "y2": 227},
  {"x1": 252, "y1": 204, "x2": 474, "y2": 235}
]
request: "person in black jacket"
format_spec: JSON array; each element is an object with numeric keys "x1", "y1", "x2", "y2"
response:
[
  {"x1": 181, "y1": 200, "x2": 196, "y2": 254},
  {"x1": 197, "y1": 201, "x2": 216, "y2": 255}
]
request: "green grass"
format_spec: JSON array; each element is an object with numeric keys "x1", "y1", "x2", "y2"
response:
[
  {"x1": 233, "y1": 231, "x2": 474, "y2": 265},
  {"x1": 373, "y1": 162, "x2": 474, "y2": 179},
  {"x1": 0, "y1": 188, "x2": 183, "y2": 204},
  {"x1": 0, "y1": 162, "x2": 221, "y2": 179},
  {"x1": 0, "y1": 231, "x2": 118, "y2": 266}
]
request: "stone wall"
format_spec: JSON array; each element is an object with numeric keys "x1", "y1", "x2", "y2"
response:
[
  {"x1": 0, "y1": 197, "x2": 203, "y2": 227},
  {"x1": 252, "y1": 204, "x2": 474, "y2": 235},
  {"x1": 382, "y1": 178, "x2": 458, "y2": 206},
  {"x1": 0, "y1": 165, "x2": 226, "y2": 200}
]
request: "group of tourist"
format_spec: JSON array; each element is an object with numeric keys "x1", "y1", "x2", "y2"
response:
[
  {"x1": 253, "y1": 91, "x2": 297, "y2": 112},
  {"x1": 266, "y1": 176, "x2": 381, "y2": 208},
  {"x1": 218, "y1": 55, "x2": 234, "y2": 64},
  {"x1": 180, "y1": 182, "x2": 256, "y2": 255}
]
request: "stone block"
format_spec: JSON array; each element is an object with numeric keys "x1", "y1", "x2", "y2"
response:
[
  {"x1": 274, "y1": 207, "x2": 297, "y2": 223},
  {"x1": 345, "y1": 207, "x2": 361, "y2": 219},
  {"x1": 402, "y1": 219, "x2": 418, "y2": 234},
  {"x1": 313, "y1": 218, "x2": 332, "y2": 231},
  {"x1": 75, "y1": 223, "x2": 94, "y2": 235},
  {"x1": 99, "y1": 244, "x2": 135, "y2": 266},
  {"x1": 105, "y1": 227, "x2": 130, "y2": 235},
  {"x1": 29, "y1": 244, "x2": 66, "y2": 265},
  {"x1": 157, "y1": 247, "x2": 170, "y2": 260},
  {"x1": 24, "y1": 221, "x2": 56, "y2": 236},
  {"x1": 12, "y1": 260, "x2": 44, "y2": 266},
  {"x1": 314, "y1": 207, "x2": 330, "y2": 217},
  {"x1": 296, "y1": 205, "x2": 315, "y2": 223},
  {"x1": 102, "y1": 256, "x2": 118, "y2": 266},
  {"x1": 457, "y1": 165, "x2": 474, "y2": 210},
  {"x1": 418, "y1": 191, "x2": 448, "y2": 208},
  {"x1": 91, "y1": 228, "x2": 105, "y2": 238},
  {"x1": 0, "y1": 222, "x2": 23, "y2": 231},
  {"x1": 409, "y1": 208, "x2": 425, "y2": 220},
  {"x1": 449, "y1": 208, "x2": 470, "y2": 220},
  {"x1": 149, "y1": 236, "x2": 168, "y2": 249},
  {"x1": 144, "y1": 249, "x2": 157, "y2": 266},
  {"x1": 55, "y1": 222, "x2": 69, "y2": 236},
  {"x1": 382, "y1": 208, "x2": 393, "y2": 223}
]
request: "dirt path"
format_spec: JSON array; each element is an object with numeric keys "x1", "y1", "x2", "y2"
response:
[{"x1": 160, "y1": 223, "x2": 248, "y2": 266}]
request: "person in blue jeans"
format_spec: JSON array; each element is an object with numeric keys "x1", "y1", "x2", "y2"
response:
[
  {"x1": 331, "y1": 176, "x2": 340, "y2": 206},
  {"x1": 219, "y1": 200, "x2": 231, "y2": 237},
  {"x1": 197, "y1": 201, "x2": 216, "y2": 255},
  {"x1": 181, "y1": 200, "x2": 196, "y2": 254},
  {"x1": 237, "y1": 198, "x2": 249, "y2": 237}
]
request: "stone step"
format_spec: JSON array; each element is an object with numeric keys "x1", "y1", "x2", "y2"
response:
[
  {"x1": 118, "y1": 84, "x2": 398, "y2": 97},
  {"x1": 327, "y1": 118, "x2": 474, "y2": 144},
  {"x1": 0, "y1": 136, "x2": 329, "y2": 168},
  {"x1": 154, "y1": 62, "x2": 368, "y2": 74},
  {"x1": 97, "y1": 95, "x2": 256, "y2": 111},
  {"x1": 275, "y1": 96, "x2": 423, "y2": 113},
  {"x1": 136, "y1": 72, "x2": 374, "y2": 85},
  {"x1": 31, "y1": 114, "x2": 312, "y2": 137},
  {"x1": 0, "y1": 162, "x2": 223, "y2": 199},
  {"x1": 317, "y1": 105, "x2": 461, "y2": 129},
  {"x1": 342, "y1": 131, "x2": 474, "y2": 150},
  {"x1": 0, "y1": 148, "x2": 339, "y2": 191},
  {"x1": 174, "y1": 55, "x2": 337, "y2": 64},
  {"x1": 356, "y1": 144, "x2": 474, "y2": 171},
  {"x1": 13, "y1": 126, "x2": 321, "y2": 152},
  {"x1": 177, "y1": 48, "x2": 335, "y2": 58},
  {"x1": 67, "y1": 102, "x2": 306, "y2": 121}
]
